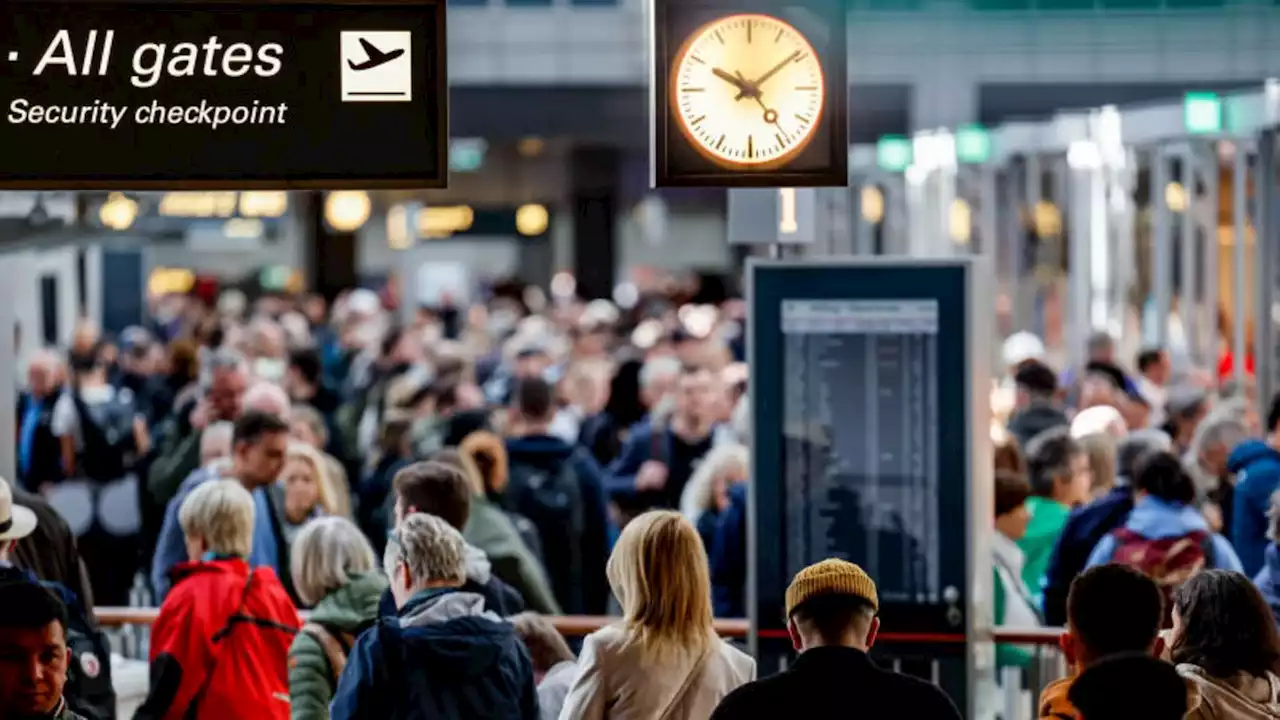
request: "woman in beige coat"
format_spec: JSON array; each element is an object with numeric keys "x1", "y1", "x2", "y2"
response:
[
  {"x1": 559, "y1": 510, "x2": 756, "y2": 720},
  {"x1": 1173, "y1": 570, "x2": 1280, "y2": 720}
]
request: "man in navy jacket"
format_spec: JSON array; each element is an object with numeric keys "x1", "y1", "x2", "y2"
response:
[{"x1": 332, "y1": 513, "x2": 537, "y2": 720}]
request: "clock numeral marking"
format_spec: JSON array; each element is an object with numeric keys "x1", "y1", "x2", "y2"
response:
[
  {"x1": 691, "y1": 115, "x2": 706, "y2": 126},
  {"x1": 775, "y1": 132, "x2": 786, "y2": 148},
  {"x1": 747, "y1": 19, "x2": 752, "y2": 43},
  {"x1": 690, "y1": 55, "x2": 705, "y2": 64},
  {"x1": 795, "y1": 113, "x2": 812, "y2": 124},
  {"x1": 681, "y1": 87, "x2": 705, "y2": 92},
  {"x1": 774, "y1": 27, "x2": 784, "y2": 42},
  {"x1": 795, "y1": 86, "x2": 818, "y2": 91},
  {"x1": 714, "y1": 29, "x2": 724, "y2": 44},
  {"x1": 715, "y1": 134, "x2": 725, "y2": 150},
  {"x1": 747, "y1": 136, "x2": 754, "y2": 159},
  {"x1": 793, "y1": 52, "x2": 808, "y2": 63}
]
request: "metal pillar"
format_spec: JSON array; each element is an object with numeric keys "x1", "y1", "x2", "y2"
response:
[
  {"x1": 1203, "y1": 144, "x2": 1220, "y2": 368},
  {"x1": 978, "y1": 165, "x2": 998, "y2": 262},
  {"x1": 1152, "y1": 147, "x2": 1173, "y2": 349},
  {"x1": 1233, "y1": 144, "x2": 1249, "y2": 380},
  {"x1": 1068, "y1": 159, "x2": 1094, "y2": 371},
  {"x1": 1255, "y1": 130, "x2": 1277, "y2": 416},
  {"x1": 1179, "y1": 146, "x2": 1198, "y2": 361}
]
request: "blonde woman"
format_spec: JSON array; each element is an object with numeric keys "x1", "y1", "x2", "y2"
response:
[
  {"x1": 278, "y1": 443, "x2": 334, "y2": 544},
  {"x1": 1075, "y1": 432, "x2": 1118, "y2": 500},
  {"x1": 137, "y1": 480, "x2": 300, "y2": 719},
  {"x1": 559, "y1": 510, "x2": 756, "y2": 719},
  {"x1": 679, "y1": 442, "x2": 748, "y2": 551},
  {"x1": 287, "y1": 516, "x2": 386, "y2": 720}
]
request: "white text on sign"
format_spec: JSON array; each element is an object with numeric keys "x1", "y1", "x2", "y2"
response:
[{"x1": 28, "y1": 30, "x2": 285, "y2": 88}]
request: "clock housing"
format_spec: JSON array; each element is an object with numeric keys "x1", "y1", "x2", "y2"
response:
[{"x1": 650, "y1": 0, "x2": 847, "y2": 188}]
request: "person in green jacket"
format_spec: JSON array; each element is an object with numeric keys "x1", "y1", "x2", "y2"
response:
[
  {"x1": 1019, "y1": 427, "x2": 1092, "y2": 606},
  {"x1": 452, "y1": 437, "x2": 563, "y2": 615},
  {"x1": 287, "y1": 516, "x2": 387, "y2": 720}
]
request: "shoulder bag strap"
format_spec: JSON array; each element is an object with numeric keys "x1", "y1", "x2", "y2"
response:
[
  {"x1": 301, "y1": 623, "x2": 350, "y2": 688},
  {"x1": 656, "y1": 646, "x2": 713, "y2": 720},
  {"x1": 189, "y1": 571, "x2": 256, "y2": 714}
]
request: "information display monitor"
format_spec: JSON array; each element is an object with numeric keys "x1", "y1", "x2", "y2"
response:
[{"x1": 747, "y1": 258, "x2": 992, "y2": 715}]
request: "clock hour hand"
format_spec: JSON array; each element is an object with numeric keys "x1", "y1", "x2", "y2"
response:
[
  {"x1": 734, "y1": 50, "x2": 802, "y2": 100},
  {"x1": 711, "y1": 67, "x2": 754, "y2": 99}
]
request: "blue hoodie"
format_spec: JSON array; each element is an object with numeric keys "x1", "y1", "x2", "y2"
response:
[
  {"x1": 1230, "y1": 439, "x2": 1280, "y2": 577},
  {"x1": 1085, "y1": 495, "x2": 1242, "y2": 573},
  {"x1": 331, "y1": 588, "x2": 538, "y2": 720}
]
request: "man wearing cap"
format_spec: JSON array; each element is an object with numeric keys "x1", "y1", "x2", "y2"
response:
[{"x1": 710, "y1": 559, "x2": 961, "y2": 719}]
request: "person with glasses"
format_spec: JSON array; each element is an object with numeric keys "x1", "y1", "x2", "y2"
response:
[{"x1": 330, "y1": 512, "x2": 537, "y2": 720}]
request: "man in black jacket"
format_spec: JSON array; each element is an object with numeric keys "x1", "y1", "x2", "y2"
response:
[
  {"x1": 378, "y1": 460, "x2": 525, "y2": 618},
  {"x1": 711, "y1": 559, "x2": 961, "y2": 720}
]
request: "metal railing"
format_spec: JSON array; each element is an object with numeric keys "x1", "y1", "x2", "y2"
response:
[
  {"x1": 95, "y1": 608, "x2": 1064, "y2": 720},
  {"x1": 96, "y1": 607, "x2": 1061, "y2": 642}
]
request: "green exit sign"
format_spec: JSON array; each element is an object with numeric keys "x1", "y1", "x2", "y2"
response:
[
  {"x1": 955, "y1": 124, "x2": 992, "y2": 164},
  {"x1": 1184, "y1": 92, "x2": 1222, "y2": 135},
  {"x1": 876, "y1": 135, "x2": 913, "y2": 172}
]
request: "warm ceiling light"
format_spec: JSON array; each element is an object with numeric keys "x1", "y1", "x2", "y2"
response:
[
  {"x1": 99, "y1": 193, "x2": 139, "y2": 230},
  {"x1": 860, "y1": 185, "x2": 885, "y2": 224},
  {"x1": 515, "y1": 204, "x2": 549, "y2": 236},
  {"x1": 325, "y1": 191, "x2": 372, "y2": 232},
  {"x1": 518, "y1": 137, "x2": 546, "y2": 157}
]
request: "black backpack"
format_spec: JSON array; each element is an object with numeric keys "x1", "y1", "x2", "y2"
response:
[
  {"x1": 71, "y1": 388, "x2": 137, "y2": 481},
  {"x1": 505, "y1": 454, "x2": 584, "y2": 613},
  {"x1": 43, "y1": 581, "x2": 115, "y2": 719}
]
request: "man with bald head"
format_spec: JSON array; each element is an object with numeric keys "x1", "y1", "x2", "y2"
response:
[
  {"x1": 149, "y1": 379, "x2": 294, "y2": 599},
  {"x1": 17, "y1": 350, "x2": 66, "y2": 489}
]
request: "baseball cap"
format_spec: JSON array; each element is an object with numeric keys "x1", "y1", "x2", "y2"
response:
[{"x1": 0, "y1": 480, "x2": 38, "y2": 543}]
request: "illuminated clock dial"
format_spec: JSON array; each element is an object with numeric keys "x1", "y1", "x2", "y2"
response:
[{"x1": 670, "y1": 13, "x2": 825, "y2": 169}]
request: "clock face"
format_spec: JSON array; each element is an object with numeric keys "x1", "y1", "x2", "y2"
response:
[{"x1": 670, "y1": 13, "x2": 826, "y2": 170}]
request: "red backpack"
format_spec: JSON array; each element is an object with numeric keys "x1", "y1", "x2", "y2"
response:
[
  {"x1": 189, "y1": 569, "x2": 299, "y2": 719},
  {"x1": 1109, "y1": 528, "x2": 1214, "y2": 623}
]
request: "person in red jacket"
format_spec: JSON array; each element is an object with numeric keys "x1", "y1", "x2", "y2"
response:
[{"x1": 135, "y1": 479, "x2": 300, "y2": 720}]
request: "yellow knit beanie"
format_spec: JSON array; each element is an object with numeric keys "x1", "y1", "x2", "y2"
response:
[{"x1": 785, "y1": 558, "x2": 879, "y2": 617}]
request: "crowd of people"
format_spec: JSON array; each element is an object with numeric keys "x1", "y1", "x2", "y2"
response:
[
  {"x1": 994, "y1": 329, "x2": 1280, "y2": 718},
  {"x1": 4, "y1": 276, "x2": 1280, "y2": 719}
]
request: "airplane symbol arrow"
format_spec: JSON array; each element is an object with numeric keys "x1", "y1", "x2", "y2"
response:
[{"x1": 348, "y1": 37, "x2": 405, "y2": 71}]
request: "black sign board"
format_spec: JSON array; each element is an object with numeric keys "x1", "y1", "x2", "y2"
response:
[
  {"x1": 0, "y1": 0, "x2": 447, "y2": 189},
  {"x1": 650, "y1": 0, "x2": 847, "y2": 188},
  {"x1": 748, "y1": 258, "x2": 990, "y2": 715}
]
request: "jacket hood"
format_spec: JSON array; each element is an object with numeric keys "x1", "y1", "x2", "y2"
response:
[
  {"x1": 169, "y1": 556, "x2": 248, "y2": 584},
  {"x1": 464, "y1": 542, "x2": 493, "y2": 585},
  {"x1": 310, "y1": 571, "x2": 386, "y2": 631},
  {"x1": 1230, "y1": 440, "x2": 1280, "y2": 475},
  {"x1": 1007, "y1": 403, "x2": 1069, "y2": 444},
  {"x1": 505, "y1": 435, "x2": 576, "y2": 462},
  {"x1": 395, "y1": 589, "x2": 515, "y2": 679},
  {"x1": 1123, "y1": 496, "x2": 1209, "y2": 539},
  {"x1": 1180, "y1": 664, "x2": 1280, "y2": 719}
]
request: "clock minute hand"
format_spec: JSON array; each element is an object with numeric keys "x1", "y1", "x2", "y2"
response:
[
  {"x1": 711, "y1": 67, "x2": 753, "y2": 98},
  {"x1": 734, "y1": 50, "x2": 802, "y2": 100}
]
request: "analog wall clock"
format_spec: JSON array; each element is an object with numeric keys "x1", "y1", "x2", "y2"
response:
[{"x1": 669, "y1": 13, "x2": 825, "y2": 171}]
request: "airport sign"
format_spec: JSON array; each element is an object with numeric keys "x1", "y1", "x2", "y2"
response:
[{"x1": 0, "y1": 0, "x2": 448, "y2": 189}]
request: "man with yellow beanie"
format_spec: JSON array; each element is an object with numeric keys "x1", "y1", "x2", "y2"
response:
[{"x1": 710, "y1": 559, "x2": 961, "y2": 719}]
